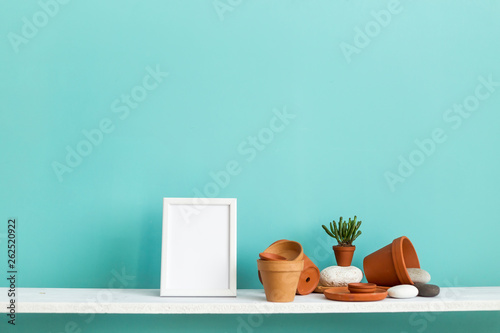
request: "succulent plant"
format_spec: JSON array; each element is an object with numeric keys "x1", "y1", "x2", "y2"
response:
[{"x1": 322, "y1": 216, "x2": 362, "y2": 246}]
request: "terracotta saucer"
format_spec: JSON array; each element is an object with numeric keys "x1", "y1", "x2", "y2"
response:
[
  {"x1": 376, "y1": 286, "x2": 391, "y2": 290},
  {"x1": 314, "y1": 285, "x2": 331, "y2": 293},
  {"x1": 348, "y1": 283, "x2": 377, "y2": 293},
  {"x1": 324, "y1": 287, "x2": 388, "y2": 302},
  {"x1": 259, "y1": 252, "x2": 287, "y2": 261}
]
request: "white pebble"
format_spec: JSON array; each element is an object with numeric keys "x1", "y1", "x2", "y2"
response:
[
  {"x1": 388, "y1": 284, "x2": 419, "y2": 299},
  {"x1": 407, "y1": 268, "x2": 431, "y2": 284},
  {"x1": 319, "y1": 266, "x2": 363, "y2": 287}
]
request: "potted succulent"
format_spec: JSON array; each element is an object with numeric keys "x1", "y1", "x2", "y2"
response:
[{"x1": 322, "y1": 216, "x2": 362, "y2": 266}]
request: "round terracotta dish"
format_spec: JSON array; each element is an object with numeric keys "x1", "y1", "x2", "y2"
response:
[
  {"x1": 348, "y1": 283, "x2": 377, "y2": 294},
  {"x1": 259, "y1": 252, "x2": 287, "y2": 261},
  {"x1": 324, "y1": 287, "x2": 388, "y2": 302}
]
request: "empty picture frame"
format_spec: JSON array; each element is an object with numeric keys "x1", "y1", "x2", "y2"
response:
[{"x1": 160, "y1": 198, "x2": 237, "y2": 296}]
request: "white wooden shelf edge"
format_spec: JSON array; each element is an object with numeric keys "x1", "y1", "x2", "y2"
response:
[{"x1": 1, "y1": 287, "x2": 499, "y2": 314}]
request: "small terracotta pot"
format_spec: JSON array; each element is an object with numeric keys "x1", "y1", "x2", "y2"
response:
[
  {"x1": 363, "y1": 236, "x2": 420, "y2": 287},
  {"x1": 257, "y1": 259, "x2": 304, "y2": 302},
  {"x1": 263, "y1": 240, "x2": 303, "y2": 261},
  {"x1": 333, "y1": 245, "x2": 355, "y2": 266}
]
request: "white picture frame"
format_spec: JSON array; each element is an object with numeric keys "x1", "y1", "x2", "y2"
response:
[{"x1": 160, "y1": 198, "x2": 237, "y2": 297}]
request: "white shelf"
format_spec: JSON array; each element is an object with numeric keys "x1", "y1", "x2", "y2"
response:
[{"x1": 1, "y1": 287, "x2": 499, "y2": 314}]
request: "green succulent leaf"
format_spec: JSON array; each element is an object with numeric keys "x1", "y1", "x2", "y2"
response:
[
  {"x1": 352, "y1": 230, "x2": 362, "y2": 242},
  {"x1": 322, "y1": 225, "x2": 335, "y2": 238},
  {"x1": 323, "y1": 216, "x2": 363, "y2": 245},
  {"x1": 347, "y1": 220, "x2": 355, "y2": 239},
  {"x1": 332, "y1": 221, "x2": 338, "y2": 236}
]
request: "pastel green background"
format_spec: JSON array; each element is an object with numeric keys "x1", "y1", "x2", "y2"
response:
[{"x1": 1, "y1": 0, "x2": 499, "y2": 332}]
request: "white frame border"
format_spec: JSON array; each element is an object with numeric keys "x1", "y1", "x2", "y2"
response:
[{"x1": 160, "y1": 198, "x2": 237, "y2": 297}]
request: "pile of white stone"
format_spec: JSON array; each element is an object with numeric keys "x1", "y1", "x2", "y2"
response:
[
  {"x1": 319, "y1": 266, "x2": 440, "y2": 298},
  {"x1": 387, "y1": 268, "x2": 440, "y2": 298}
]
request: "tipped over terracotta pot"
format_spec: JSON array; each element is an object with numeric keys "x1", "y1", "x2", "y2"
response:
[
  {"x1": 257, "y1": 259, "x2": 304, "y2": 302},
  {"x1": 263, "y1": 240, "x2": 303, "y2": 261},
  {"x1": 363, "y1": 236, "x2": 420, "y2": 286},
  {"x1": 297, "y1": 255, "x2": 321, "y2": 295}
]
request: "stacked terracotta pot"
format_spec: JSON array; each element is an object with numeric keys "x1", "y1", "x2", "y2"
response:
[{"x1": 257, "y1": 240, "x2": 320, "y2": 302}]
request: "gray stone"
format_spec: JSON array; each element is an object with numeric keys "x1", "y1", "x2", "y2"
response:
[{"x1": 414, "y1": 283, "x2": 440, "y2": 297}]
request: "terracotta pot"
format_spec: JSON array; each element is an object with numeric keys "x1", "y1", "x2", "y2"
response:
[
  {"x1": 257, "y1": 259, "x2": 304, "y2": 302},
  {"x1": 263, "y1": 240, "x2": 303, "y2": 261},
  {"x1": 296, "y1": 254, "x2": 320, "y2": 295},
  {"x1": 258, "y1": 240, "x2": 320, "y2": 295},
  {"x1": 363, "y1": 236, "x2": 420, "y2": 287},
  {"x1": 333, "y1": 245, "x2": 355, "y2": 266}
]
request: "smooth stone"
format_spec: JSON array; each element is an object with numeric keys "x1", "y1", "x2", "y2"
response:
[
  {"x1": 319, "y1": 266, "x2": 363, "y2": 287},
  {"x1": 407, "y1": 268, "x2": 431, "y2": 284},
  {"x1": 414, "y1": 283, "x2": 440, "y2": 297},
  {"x1": 388, "y1": 284, "x2": 419, "y2": 299}
]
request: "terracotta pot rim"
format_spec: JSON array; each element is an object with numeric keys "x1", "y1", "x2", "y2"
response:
[
  {"x1": 332, "y1": 245, "x2": 356, "y2": 249},
  {"x1": 257, "y1": 259, "x2": 304, "y2": 272},
  {"x1": 391, "y1": 236, "x2": 420, "y2": 285}
]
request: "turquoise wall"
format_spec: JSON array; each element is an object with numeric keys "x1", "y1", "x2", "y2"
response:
[{"x1": 1, "y1": 0, "x2": 499, "y2": 331}]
